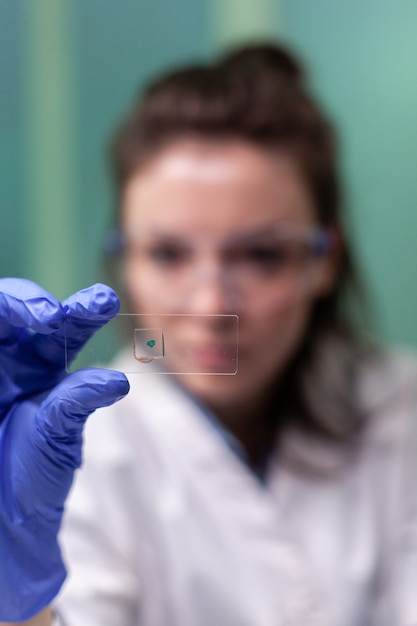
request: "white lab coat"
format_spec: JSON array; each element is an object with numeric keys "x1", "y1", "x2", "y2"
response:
[{"x1": 55, "y1": 347, "x2": 417, "y2": 626}]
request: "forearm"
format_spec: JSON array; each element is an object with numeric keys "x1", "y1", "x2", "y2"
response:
[{"x1": 0, "y1": 607, "x2": 53, "y2": 626}]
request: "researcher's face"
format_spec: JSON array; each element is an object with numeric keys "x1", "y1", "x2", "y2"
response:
[{"x1": 121, "y1": 139, "x2": 335, "y2": 415}]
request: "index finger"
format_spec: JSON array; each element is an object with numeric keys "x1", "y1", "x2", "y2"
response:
[{"x1": 0, "y1": 278, "x2": 65, "y2": 336}]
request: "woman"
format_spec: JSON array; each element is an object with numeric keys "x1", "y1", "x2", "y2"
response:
[{"x1": 1, "y1": 43, "x2": 416, "y2": 626}]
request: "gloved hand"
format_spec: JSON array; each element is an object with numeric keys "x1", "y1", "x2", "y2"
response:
[{"x1": 0, "y1": 278, "x2": 130, "y2": 622}]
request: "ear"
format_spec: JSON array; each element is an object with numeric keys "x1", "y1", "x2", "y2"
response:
[
  {"x1": 311, "y1": 228, "x2": 343, "y2": 296},
  {"x1": 313, "y1": 257, "x2": 338, "y2": 296}
]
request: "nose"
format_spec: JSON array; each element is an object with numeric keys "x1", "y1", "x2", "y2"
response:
[{"x1": 184, "y1": 261, "x2": 242, "y2": 315}]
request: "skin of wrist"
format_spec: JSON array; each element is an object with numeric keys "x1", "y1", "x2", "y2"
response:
[{"x1": 0, "y1": 606, "x2": 53, "y2": 626}]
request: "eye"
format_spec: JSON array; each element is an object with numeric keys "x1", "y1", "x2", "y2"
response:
[
  {"x1": 145, "y1": 242, "x2": 191, "y2": 267},
  {"x1": 245, "y1": 245, "x2": 287, "y2": 265},
  {"x1": 229, "y1": 244, "x2": 291, "y2": 272}
]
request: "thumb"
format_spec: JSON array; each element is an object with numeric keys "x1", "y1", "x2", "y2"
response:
[
  {"x1": 9, "y1": 369, "x2": 129, "y2": 518},
  {"x1": 37, "y1": 368, "x2": 130, "y2": 464},
  {"x1": 4, "y1": 369, "x2": 129, "y2": 521}
]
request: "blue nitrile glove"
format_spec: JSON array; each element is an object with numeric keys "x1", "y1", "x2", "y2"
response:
[{"x1": 0, "y1": 278, "x2": 130, "y2": 622}]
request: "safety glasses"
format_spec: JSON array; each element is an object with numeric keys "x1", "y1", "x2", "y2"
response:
[{"x1": 106, "y1": 222, "x2": 335, "y2": 311}]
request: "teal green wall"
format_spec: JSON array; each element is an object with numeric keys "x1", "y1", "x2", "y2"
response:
[
  {"x1": 0, "y1": 1, "x2": 25, "y2": 280},
  {"x1": 1, "y1": 1, "x2": 416, "y2": 348},
  {"x1": 282, "y1": 0, "x2": 417, "y2": 348},
  {"x1": 1, "y1": 0, "x2": 214, "y2": 299}
]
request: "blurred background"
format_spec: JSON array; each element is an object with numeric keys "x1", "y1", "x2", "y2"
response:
[{"x1": 1, "y1": 0, "x2": 416, "y2": 348}]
